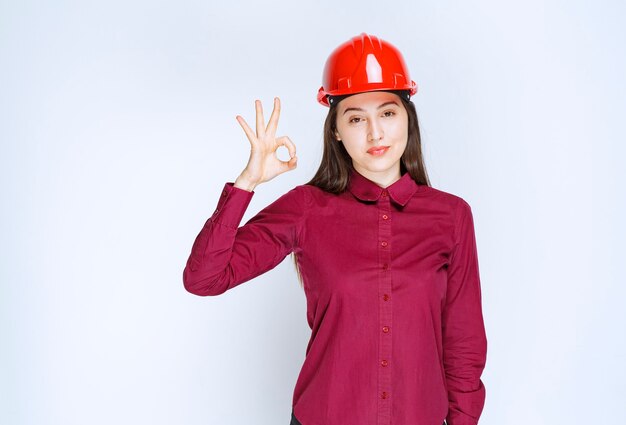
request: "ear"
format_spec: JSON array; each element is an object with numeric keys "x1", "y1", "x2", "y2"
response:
[{"x1": 334, "y1": 130, "x2": 341, "y2": 141}]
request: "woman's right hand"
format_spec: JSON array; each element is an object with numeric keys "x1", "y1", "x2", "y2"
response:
[{"x1": 234, "y1": 97, "x2": 297, "y2": 191}]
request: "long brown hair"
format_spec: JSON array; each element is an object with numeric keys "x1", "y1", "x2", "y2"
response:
[{"x1": 291, "y1": 93, "x2": 431, "y2": 287}]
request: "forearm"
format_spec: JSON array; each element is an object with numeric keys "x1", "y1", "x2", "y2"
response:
[
  {"x1": 183, "y1": 182, "x2": 255, "y2": 296},
  {"x1": 182, "y1": 181, "x2": 307, "y2": 297}
]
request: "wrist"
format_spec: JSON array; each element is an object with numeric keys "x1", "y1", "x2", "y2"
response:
[{"x1": 234, "y1": 174, "x2": 258, "y2": 192}]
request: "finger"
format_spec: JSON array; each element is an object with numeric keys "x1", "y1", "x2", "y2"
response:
[
  {"x1": 266, "y1": 97, "x2": 281, "y2": 135},
  {"x1": 278, "y1": 135, "x2": 297, "y2": 158},
  {"x1": 255, "y1": 100, "x2": 265, "y2": 138},
  {"x1": 281, "y1": 155, "x2": 298, "y2": 172},
  {"x1": 235, "y1": 115, "x2": 257, "y2": 146}
]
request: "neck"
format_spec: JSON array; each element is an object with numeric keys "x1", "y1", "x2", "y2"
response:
[{"x1": 353, "y1": 165, "x2": 402, "y2": 188}]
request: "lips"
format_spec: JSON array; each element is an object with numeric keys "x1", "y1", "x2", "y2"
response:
[{"x1": 367, "y1": 146, "x2": 390, "y2": 155}]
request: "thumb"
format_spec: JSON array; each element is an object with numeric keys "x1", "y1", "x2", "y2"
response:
[{"x1": 280, "y1": 155, "x2": 298, "y2": 173}]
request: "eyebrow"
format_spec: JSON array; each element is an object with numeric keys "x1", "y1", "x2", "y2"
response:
[{"x1": 342, "y1": 101, "x2": 400, "y2": 116}]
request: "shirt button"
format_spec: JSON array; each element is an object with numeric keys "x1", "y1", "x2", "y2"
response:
[
  {"x1": 381, "y1": 190, "x2": 388, "y2": 197},
  {"x1": 383, "y1": 293, "x2": 390, "y2": 301},
  {"x1": 382, "y1": 214, "x2": 389, "y2": 220},
  {"x1": 381, "y1": 391, "x2": 389, "y2": 399},
  {"x1": 381, "y1": 241, "x2": 388, "y2": 247},
  {"x1": 382, "y1": 263, "x2": 389, "y2": 270},
  {"x1": 382, "y1": 326, "x2": 390, "y2": 333},
  {"x1": 381, "y1": 359, "x2": 389, "y2": 367}
]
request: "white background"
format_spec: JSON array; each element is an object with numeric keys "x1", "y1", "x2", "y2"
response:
[{"x1": 1, "y1": 1, "x2": 624, "y2": 424}]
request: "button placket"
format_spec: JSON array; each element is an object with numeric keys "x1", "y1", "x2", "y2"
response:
[{"x1": 377, "y1": 189, "x2": 393, "y2": 423}]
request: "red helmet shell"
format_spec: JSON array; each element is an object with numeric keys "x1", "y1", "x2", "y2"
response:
[{"x1": 317, "y1": 33, "x2": 418, "y2": 107}]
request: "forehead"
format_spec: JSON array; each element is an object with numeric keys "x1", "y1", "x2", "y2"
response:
[{"x1": 337, "y1": 91, "x2": 402, "y2": 112}]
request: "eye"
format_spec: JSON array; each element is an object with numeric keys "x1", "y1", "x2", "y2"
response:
[
  {"x1": 382, "y1": 110, "x2": 396, "y2": 117},
  {"x1": 349, "y1": 116, "x2": 363, "y2": 124}
]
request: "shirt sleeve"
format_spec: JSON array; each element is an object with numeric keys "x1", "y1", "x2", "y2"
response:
[
  {"x1": 443, "y1": 199, "x2": 488, "y2": 425},
  {"x1": 182, "y1": 182, "x2": 307, "y2": 296}
]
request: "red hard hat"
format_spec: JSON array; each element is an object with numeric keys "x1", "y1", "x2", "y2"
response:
[{"x1": 317, "y1": 33, "x2": 418, "y2": 107}]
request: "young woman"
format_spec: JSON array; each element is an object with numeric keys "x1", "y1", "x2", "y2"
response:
[{"x1": 183, "y1": 33, "x2": 487, "y2": 425}]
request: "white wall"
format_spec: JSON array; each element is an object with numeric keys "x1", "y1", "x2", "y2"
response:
[{"x1": 1, "y1": 1, "x2": 624, "y2": 424}]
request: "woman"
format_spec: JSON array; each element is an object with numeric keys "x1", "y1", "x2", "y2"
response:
[{"x1": 183, "y1": 33, "x2": 487, "y2": 425}]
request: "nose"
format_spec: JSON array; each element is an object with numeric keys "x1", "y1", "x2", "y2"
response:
[{"x1": 368, "y1": 118, "x2": 384, "y2": 142}]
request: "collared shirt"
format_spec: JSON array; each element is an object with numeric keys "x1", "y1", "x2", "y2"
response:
[{"x1": 183, "y1": 168, "x2": 487, "y2": 425}]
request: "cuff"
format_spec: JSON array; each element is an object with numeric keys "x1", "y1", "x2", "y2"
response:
[{"x1": 209, "y1": 182, "x2": 255, "y2": 229}]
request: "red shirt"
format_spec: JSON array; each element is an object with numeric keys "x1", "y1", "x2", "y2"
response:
[{"x1": 183, "y1": 168, "x2": 487, "y2": 425}]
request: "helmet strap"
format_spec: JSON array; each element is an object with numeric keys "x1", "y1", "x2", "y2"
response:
[{"x1": 328, "y1": 90, "x2": 411, "y2": 107}]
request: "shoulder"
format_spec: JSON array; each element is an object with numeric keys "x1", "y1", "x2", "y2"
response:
[
  {"x1": 417, "y1": 185, "x2": 472, "y2": 211},
  {"x1": 419, "y1": 186, "x2": 476, "y2": 240},
  {"x1": 291, "y1": 183, "x2": 314, "y2": 204},
  {"x1": 252, "y1": 183, "x2": 312, "y2": 216},
  {"x1": 269, "y1": 183, "x2": 321, "y2": 212},
  {"x1": 294, "y1": 183, "x2": 337, "y2": 204}
]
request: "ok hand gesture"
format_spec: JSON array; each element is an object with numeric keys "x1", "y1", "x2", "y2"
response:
[{"x1": 234, "y1": 97, "x2": 297, "y2": 191}]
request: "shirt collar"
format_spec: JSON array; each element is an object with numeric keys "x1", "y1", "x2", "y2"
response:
[{"x1": 347, "y1": 168, "x2": 419, "y2": 206}]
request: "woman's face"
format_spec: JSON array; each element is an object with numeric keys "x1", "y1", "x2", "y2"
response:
[{"x1": 334, "y1": 91, "x2": 408, "y2": 185}]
